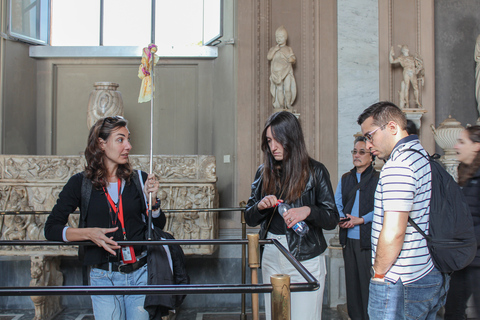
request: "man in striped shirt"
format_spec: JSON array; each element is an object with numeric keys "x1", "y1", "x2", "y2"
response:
[{"x1": 357, "y1": 101, "x2": 449, "y2": 319}]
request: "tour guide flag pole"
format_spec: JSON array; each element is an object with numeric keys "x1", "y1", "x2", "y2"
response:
[{"x1": 138, "y1": 43, "x2": 159, "y2": 240}]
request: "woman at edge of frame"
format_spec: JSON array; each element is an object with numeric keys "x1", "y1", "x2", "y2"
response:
[
  {"x1": 245, "y1": 111, "x2": 339, "y2": 320},
  {"x1": 45, "y1": 116, "x2": 166, "y2": 320},
  {"x1": 445, "y1": 125, "x2": 480, "y2": 319}
]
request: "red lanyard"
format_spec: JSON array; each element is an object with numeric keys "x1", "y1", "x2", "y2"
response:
[{"x1": 103, "y1": 179, "x2": 126, "y2": 240}]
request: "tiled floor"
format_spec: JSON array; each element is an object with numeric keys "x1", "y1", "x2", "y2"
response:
[
  {"x1": 0, "y1": 307, "x2": 343, "y2": 320},
  {"x1": 0, "y1": 309, "x2": 93, "y2": 320}
]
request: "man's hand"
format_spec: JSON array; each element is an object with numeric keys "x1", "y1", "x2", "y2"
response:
[
  {"x1": 373, "y1": 211, "x2": 409, "y2": 275},
  {"x1": 339, "y1": 214, "x2": 364, "y2": 229}
]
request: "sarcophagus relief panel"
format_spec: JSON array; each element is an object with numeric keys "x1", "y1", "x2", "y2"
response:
[{"x1": 0, "y1": 155, "x2": 218, "y2": 256}]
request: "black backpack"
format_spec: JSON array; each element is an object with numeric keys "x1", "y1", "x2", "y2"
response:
[{"x1": 405, "y1": 149, "x2": 476, "y2": 273}]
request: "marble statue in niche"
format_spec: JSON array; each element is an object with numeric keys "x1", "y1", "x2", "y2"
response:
[
  {"x1": 268, "y1": 26, "x2": 297, "y2": 111},
  {"x1": 389, "y1": 45, "x2": 425, "y2": 109},
  {"x1": 475, "y1": 35, "x2": 480, "y2": 123}
]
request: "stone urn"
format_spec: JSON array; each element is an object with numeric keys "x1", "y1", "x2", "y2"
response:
[
  {"x1": 86, "y1": 82, "x2": 124, "y2": 129},
  {"x1": 430, "y1": 115, "x2": 464, "y2": 181}
]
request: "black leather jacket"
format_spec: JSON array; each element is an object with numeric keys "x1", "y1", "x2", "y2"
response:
[
  {"x1": 461, "y1": 168, "x2": 480, "y2": 267},
  {"x1": 245, "y1": 159, "x2": 339, "y2": 261}
]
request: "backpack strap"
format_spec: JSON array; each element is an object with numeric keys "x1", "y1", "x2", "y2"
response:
[
  {"x1": 80, "y1": 172, "x2": 92, "y2": 229},
  {"x1": 133, "y1": 170, "x2": 154, "y2": 239},
  {"x1": 132, "y1": 170, "x2": 147, "y2": 214},
  {"x1": 402, "y1": 147, "x2": 430, "y2": 161},
  {"x1": 80, "y1": 172, "x2": 92, "y2": 285},
  {"x1": 401, "y1": 148, "x2": 435, "y2": 242},
  {"x1": 407, "y1": 216, "x2": 431, "y2": 241}
]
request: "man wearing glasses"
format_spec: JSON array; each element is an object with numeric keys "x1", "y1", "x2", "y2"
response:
[
  {"x1": 335, "y1": 136, "x2": 379, "y2": 320},
  {"x1": 357, "y1": 101, "x2": 449, "y2": 319}
]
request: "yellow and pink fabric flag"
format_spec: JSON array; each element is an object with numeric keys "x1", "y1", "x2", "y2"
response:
[{"x1": 138, "y1": 43, "x2": 159, "y2": 103}]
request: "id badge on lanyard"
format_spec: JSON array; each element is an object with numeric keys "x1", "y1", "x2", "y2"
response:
[{"x1": 104, "y1": 179, "x2": 137, "y2": 264}]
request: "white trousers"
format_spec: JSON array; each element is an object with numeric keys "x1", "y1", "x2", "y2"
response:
[{"x1": 262, "y1": 232, "x2": 326, "y2": 320}]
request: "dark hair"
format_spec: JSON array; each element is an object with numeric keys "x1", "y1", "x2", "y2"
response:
[
  {"x1": 457, "y1": 125, "x2": 480, "y2": 187},
  {"x1": 354, "y1": 136, "x2": 366, "y2": 144},
  {"x1": 261, "y1": 111, "x2": 311, "y2": 202},
  {"x1": 406, "y1": 119, "x2": 418, "y2": 135},
  {"x1": 84, "y1": 116, "x2": 132, "y2": 189},
  {"x1": 353, "y1": 136, "x2": 375, "y2": 161},
  {"x1": 357, "y1": 101, "x2": 407, "y2": 130}
]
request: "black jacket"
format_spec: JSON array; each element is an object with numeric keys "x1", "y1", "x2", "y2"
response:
[
  {"x1": 245, "y1": 159, "x2": 339, "y2": 261},
  {"x1": 45, "y1": 171, "x2": 166, "y2": 265},
  {"x1": 339, "y1": 164, "x2": 379, "y2": 249},
  {"x1": 144, "y1": 228, "x2": 189, "y2": 319},
  {"x1": 461, "y1": 168, "x2": 480, "y2": 267}
]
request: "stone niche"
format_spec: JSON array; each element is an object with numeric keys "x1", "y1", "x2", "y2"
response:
[{"x1": 0, "y1": 154, "x2": 218, "y2": 319}]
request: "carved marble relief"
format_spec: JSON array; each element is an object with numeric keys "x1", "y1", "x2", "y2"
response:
[
  {"x1": 0, "y1": 155, "x2": 218, "y2": 256},
  {"x1": 30, "y1": 255, "x2": 63, "y2": 320},
  {"x1": 0, "y1": 155, "x2": 217, "y2": 319}
]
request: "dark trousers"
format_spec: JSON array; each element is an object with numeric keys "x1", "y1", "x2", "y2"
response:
[
  {"x1": 343, "y1": 237, "x2": 371, "y2": 320},
  {"x1": 444, "y1": 265, "x2": 480, "y2": 320}
]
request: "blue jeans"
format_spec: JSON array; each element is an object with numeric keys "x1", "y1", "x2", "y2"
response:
[
  {"x1": 368, "y1": 268, "x2": 450, "y2": 320},
  {"x1": 90, "y1": 263, "x2": 149, "y2": 320}
]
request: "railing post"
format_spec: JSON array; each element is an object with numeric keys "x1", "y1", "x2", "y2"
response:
[
  {"x1": 247, "y1": 233, "x2": 260, "y2": 320},
  {"x1": 240, "y1": 203, "x2": 247, "y2": 320},
  {"x1": 271, "y1": 274, "x2": 291, "y2": 320}
]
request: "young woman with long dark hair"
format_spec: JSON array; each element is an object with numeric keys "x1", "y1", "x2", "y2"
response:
[{"x1": 245, "y1": 111, "x2": 339, "y2": 319}]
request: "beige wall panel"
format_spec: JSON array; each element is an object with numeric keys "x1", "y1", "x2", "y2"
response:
[
  {"x1": 316, "y1": 0, "x2": 337, "y2": 178},
  {"x1": 54, "y1": 64, "x2": 148, "y2": 155},
  {"x1": 2, "y1": 41, "x2": 37, "y2": 155},
  {"x1": 236, "y1": 0, "x2": 261, "y2": 204},
  {"x1": 152, "y1": 64, "x2": 199, "y2": 155},
  {"x1": 54, "y1": 64, "x2": 200, "y2": 156}
]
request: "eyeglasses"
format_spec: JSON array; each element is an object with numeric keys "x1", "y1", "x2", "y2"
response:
[
  {"x1": 364, "y1": 124, "x2": 387, "y2": 142},
  {"x1": 101, "y1": 116, "x2": 125, "y2": 128},
  {"x1": 351, "y1": 150, "x2": 370, "y2": 155}
]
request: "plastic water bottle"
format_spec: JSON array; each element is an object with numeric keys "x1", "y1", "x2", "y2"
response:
[{"x1": 277, "y1": 201, "x2": 309, "y2": 236}]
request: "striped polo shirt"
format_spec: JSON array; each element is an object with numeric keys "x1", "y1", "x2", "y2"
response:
[{"x1": 372, "y1": 135, "x2": 434, "y2": 284}]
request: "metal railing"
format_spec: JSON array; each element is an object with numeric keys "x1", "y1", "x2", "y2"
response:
[{"x1": 0, "y1": 209, "x2": 319, "y2": 319}]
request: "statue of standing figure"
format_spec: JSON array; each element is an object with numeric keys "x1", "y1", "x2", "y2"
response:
[
  {"x1": 268, "y1": 26, "x2": 297, "y2": 110},
  {"x1": 389, "y1": 45, "x2": 425, "y2": 109},
  {"x1": 475, "y1": 35, "x2": 480, "y2": 122}
]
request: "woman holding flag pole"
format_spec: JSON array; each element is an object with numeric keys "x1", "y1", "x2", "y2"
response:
[{"x1": 45, "y1": 44, "x2": 167, "y2": 319}]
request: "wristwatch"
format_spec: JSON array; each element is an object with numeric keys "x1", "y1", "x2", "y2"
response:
[
  {"x1": 150, "y1": 198, "x2": 161, "y2": 211},
  {"x1": 370, "y1": 266, "x2": 385, "y2": 279}
]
